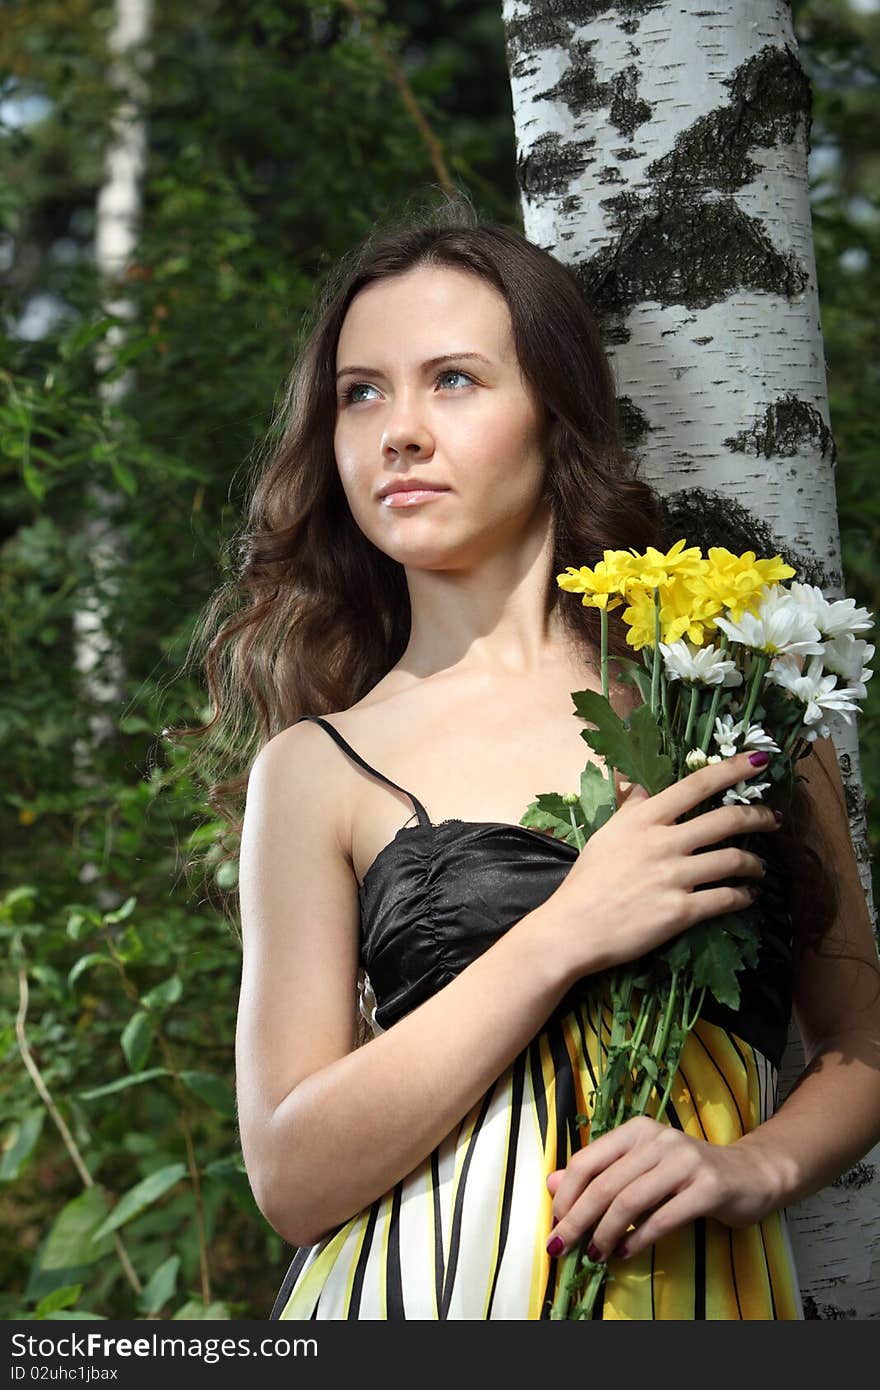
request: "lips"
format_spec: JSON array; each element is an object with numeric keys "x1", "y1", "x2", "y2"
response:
[{"x1": 379, "y1": 481, "x2": 448, "y2": 498}]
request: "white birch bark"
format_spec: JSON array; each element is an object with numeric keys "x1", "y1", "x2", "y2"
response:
[
  {"x1": 72, "y1": 0, "x2": 153, "y2": 843},
  {"x1": 502, "y1": 0, "x2": 879, "y2": 1319}
]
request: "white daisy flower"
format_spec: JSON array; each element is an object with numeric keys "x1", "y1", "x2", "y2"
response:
[
  {"x1": 712, "y1": 713, "x2": 781, "y2": 758},
  {"x1": 788, "y1": 582, "x2": 874, "y2": 640},
  {"x1": 714, "y1": 584, "x2": 824, "y2": 657},
  {"x1": 765, "y1": 653, "x2": 863, "y2": 726},
  {"x1": 685, "y1": 748, "x2": 708, "y2": 770},
  {"x1": 659, "y1": 639, "x2": 743, "y2": 687},
  {"x1": 820, "y1": 634, "x2": 875, "y2": 698},
  {"x1": 802, "y1": 721, "x2": 832, "y2": 743},
  {"x1": 722, "y1": 779, "x2": 771, "y2": 806}
]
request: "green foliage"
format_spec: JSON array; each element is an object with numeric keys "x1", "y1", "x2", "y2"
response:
[
  {"x1": 572, "y1": 689, "x2": 675, "y2": 796},
  {"x1": 0, "y1": 0, "x2": 519, "y2": 1323}
]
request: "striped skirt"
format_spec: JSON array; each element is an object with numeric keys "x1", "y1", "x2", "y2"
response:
[{"x1": 270, "y1": 995, "x2": 803, "y2": 1320}]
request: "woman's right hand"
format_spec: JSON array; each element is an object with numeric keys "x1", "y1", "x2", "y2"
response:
[{"x1": 547, "y1": 750, "x2": 782, "y2": 980}]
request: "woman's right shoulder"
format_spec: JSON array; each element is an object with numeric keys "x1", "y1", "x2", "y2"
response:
[{"x1": 245, "y1": 717, "x2": 354, "y2": 867}]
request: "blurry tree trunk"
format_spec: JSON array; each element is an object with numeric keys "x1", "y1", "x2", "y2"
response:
[
  {"x1": 72, "y1": 0, "x2": 153, "y2": 846},
  {"x1": 502, "y1": 0, "x2": 879, "y2": 1319}
]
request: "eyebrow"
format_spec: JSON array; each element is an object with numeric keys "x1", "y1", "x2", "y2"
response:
[{"x1": 335, "y1": 351, "x2": 493, "y2": 382}]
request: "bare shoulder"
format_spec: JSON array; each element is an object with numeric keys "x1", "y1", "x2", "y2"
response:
[{"x1": 246, "y1": 717, "x2": 356, "y2": 857}]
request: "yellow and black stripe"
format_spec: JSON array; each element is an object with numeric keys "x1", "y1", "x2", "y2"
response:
[{"x1": 270, "y1": 993, "x2": 803, "y2": 1320}]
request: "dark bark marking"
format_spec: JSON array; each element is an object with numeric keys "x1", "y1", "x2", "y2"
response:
[
  {"x1": 517, "y1": 131, "x2": 597, "y2": 196},
  {"x1": 646, "y1": 45, "x2": 812, "y2": 194},
  {"x1": 657, "y1": 488, "x2": 828, "y2": 587},
  {"x1": 577, "y1": 197, "x2": 807, "y2": 317},
  {"x1": 724, "y1": 393, "x2": 835, "y2": 463},
  {"x1": 832, "y1": 1160, "x2": 876, "y2": 1192}
]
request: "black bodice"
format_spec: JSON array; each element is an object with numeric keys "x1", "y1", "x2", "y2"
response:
[{"x1": 296, "y1": 716, "x2": 795, "y2": 1070}]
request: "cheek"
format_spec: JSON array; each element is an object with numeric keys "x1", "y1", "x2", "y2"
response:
[{"x1": 473, "y1": 413, "x2": 546, "y2": 498}]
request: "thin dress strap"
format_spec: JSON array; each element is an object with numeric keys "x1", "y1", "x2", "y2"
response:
[{"x1": 295, "y1": 715, "x2": 431, "y2": 828}]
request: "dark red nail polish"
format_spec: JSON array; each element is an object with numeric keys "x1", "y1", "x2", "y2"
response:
[
  {"x1": 773, "y1": 809, "x2": 783, "y2": 823},
  {"x1": 587, "y1": 1242, "x2": 602, "y2": 1262},
  {"x1": 613, "y1": 1241, "x2": 629, "y2": 1259},
  {"x1": 546, "y1": 1234, "x2": 565, "y2": 1257},
  {"x1": 551, "y1": 1215, "x2": 558, "y2": 1227},
  {"x1": 749, "y1": 751, "x2": 769, "y2": 766}
]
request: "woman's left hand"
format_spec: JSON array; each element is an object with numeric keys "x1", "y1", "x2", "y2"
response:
[{"x1": 546, "y1": 1116, "x2": 784, "y2": 1263}]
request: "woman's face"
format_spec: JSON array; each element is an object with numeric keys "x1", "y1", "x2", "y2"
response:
[{"x1": 333, "y1": 264, "x2": 551, "y2": 571}]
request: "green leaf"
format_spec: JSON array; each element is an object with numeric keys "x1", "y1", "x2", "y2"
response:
[
  {"x1": 572, "y1": 691, "x2": 674, "y2": 796},
  {"x1": 519, "y1": 794, "x2": 585, "y2": 847},
  {"x1": 172, "y1": 1299, "x2": 230, "y2": 1320},
  {"x1": 22, "y1": 458, "x2": 47, "y2": 502},
  {"x1": 110, "y1": 458, "x2": 138, "y2": 495},
  {"x1": 0, "y1": 1108, "x2": 45, "y2": 1181},
  {"x1": 180, "y1": 1070, "x2": 236, "y2": 1118},
  {"x1": 637, "y1": 1049, "x2": 660, "y2": 1083},
  {"x1": 141, "y1": 975, "x2": 183, "y2": 1011},
  {"x1": 578, "y1": 762, "x2": 616, "y2": 834},
  {"x1": 78, "y1": 1067, "x2": 169, "y2": 1100},
  {"x1": 34, "y1": 1285, "x2": 83, "y2": 1317},
  {"x1": 684, "y1": 915, "x2": 761, "y2": 1010},
  {"x1": 91, "y1": 1162, "x2": 187, "y2": 1243},
  {"x1": 214, "y1": 859, "x2": 239, "y2": 889},
  {"x1": 103, "y1": 896, "x2": 137, "y2": 925},
  {"x1": 40, "y1": 1188, "x2": 114, "y2": 1269},
  {"x1": 138, "y1": 1255, "x2": 180, "y2": 1316},
  {"x1": 121, "y1": 1009, "x2": 155, "y2": 1072},
  {"x1": 610, "y1": 655, "x2": 652, "y2": 706},
  {"x1": 67, "y1": 952, "x2": 112, "y2": 990}
]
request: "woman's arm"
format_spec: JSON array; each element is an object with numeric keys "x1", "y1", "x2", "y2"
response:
[
  {"x1": 545, "y1": 735, "x2": 880, "y2": 1264},
  {"x1": 733, "y1": 734, "x2": 880, "y2": 1201},
  {"x1": 235, "y1": 720, "x2": 591, "y2": 1249}
]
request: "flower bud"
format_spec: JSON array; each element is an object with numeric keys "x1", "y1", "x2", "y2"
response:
[
  {"x1": 561, "y1": 791, "x2": 580, "y2": 805},
  {"x1": 685, "y1": 748, "x2": 708, "y2": 770}
]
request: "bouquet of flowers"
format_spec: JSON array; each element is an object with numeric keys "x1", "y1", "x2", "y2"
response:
[{"x1": 519, "y1": 540, "x2": 874, "y2": 1319}]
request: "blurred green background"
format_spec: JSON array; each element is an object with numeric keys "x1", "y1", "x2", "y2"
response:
[{"x1": 1, "y1": 0, "x2": 876, "y2": 1320}]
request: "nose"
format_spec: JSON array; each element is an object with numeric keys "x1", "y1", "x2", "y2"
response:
[{"x1": 381, "y1": 393, "x2": 434, "y2": 460}]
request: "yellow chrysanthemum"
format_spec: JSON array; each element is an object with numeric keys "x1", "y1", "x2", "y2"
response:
[
  {"x1": 626, "y1": 538, "x2": 704, "y2": 590},
  {"x1": 621, "y1": 585, "x2": 657, "y2": 650},
  {"x1": 556, "y1": 559, "x2": 628, "y2": 611},
  {"x1": 657, "y1": 574, "x2": 718, "y2": 646},
  {"x1": 687, "y1": 547, "x2": 796, "y2": 623}
]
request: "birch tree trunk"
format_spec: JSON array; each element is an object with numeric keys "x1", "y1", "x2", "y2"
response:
[
  {"x1": 72, "y1": 0, "x2": 153, "y2": 857},
  {"x1": 502, "y1": 0, "x2": 879, "y2": 1319}
]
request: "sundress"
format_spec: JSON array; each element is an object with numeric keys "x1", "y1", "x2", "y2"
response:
[{"x1": 269, "y1": 715, "x2": 803, "y2": 1320}]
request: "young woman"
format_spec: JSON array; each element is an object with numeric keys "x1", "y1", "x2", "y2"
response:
[{"x1": 224, "y1": 205, "x2": 880, "y2": 1319}]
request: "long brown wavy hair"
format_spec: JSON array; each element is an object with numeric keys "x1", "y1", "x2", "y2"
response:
[{"x1": 164, "y1": 192, "x2": 845, "y2": 1022}]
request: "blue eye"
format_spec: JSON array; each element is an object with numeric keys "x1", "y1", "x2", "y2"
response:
[{"x1": 339, "y1": 369, "x2": 475, "y2": 405}]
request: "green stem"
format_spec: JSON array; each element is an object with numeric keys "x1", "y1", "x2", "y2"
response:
[
  {"x1": 571, "y1": 1260, "x2": 609, "y2": 1319},
  {"x1": 633, "y1": 975, "x2": 678, "y2": 1115},
  {"x1": 655, "y1": 984, "x2": 705, "y2": 1122},
  {"x1": 650, "y1": 588, "x2": 661, "y2": 717},
  {"x1": 698, "y1": 633, "x2": 730, "y2": 753},
  {"x1": 740, "y1": 651, "x2": 770, "y2": 734},
  {"x1": 683, "y1": 684, "x2": 699, "y2": 750},
  {"x1": 568, "y1": 805, "x2": 585, "y2": 852},
  {"x1": 614, "y1": 992, "x2": 655, "y2": 1129},
  {"x1": 599, "y1": 607, "x2": 619, "y2": 809}
]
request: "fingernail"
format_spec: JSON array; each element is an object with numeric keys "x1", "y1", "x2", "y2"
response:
[
  {"x1": 773, "y1": 809, "x2": 783, "y2": 823},
  {"x1": 546, "y1": 1234, "x2": 565, "y2": 1257},
  {"x1": 748, "y1": 751, "x2": 769, "y2": 766},
  {"x1": 613, "y1": 1241, "x2": 629, "y2": 1259},
  {"x1": 551, "y1": 1215, "x2": 558, "y2": 1227},
  {"x1": 587, "y1": 1242, "x2": 603, "y2": 1262}
]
